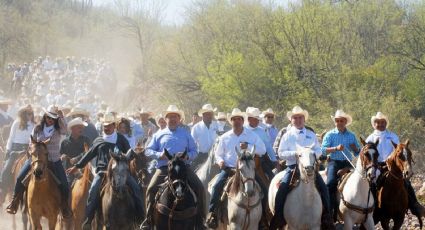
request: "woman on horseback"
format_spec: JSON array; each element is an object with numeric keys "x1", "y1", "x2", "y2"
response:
[{"x1": 6, "y1": 105, "x2": 72, "y2": 219}]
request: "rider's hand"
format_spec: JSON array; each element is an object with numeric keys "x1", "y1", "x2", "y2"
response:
[
  {"x1": 60, "y1": 154, "x2": 69, "y2": 161},
  {"x1": 218, "y1": 161, "x2": 225, "y2": 169},
  {"x1": 240, "y1": 142, "x2": 248, "y2": 150},
  {"x1": 336, "y1": 144, "x2": 344, "y2": 151},
  {"x1": 349, "y1": 143, "x2": 358, "y2": 152},
  {"x1": 66, "y1": 166, "x2": 78, "y2": 175}
]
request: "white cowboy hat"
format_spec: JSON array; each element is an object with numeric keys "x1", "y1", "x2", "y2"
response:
[
  {"x1": 246, "y1": 107, "x2": 262, "y2": 120},
  {"x1": 227, "y1": 108, "x2": 246, "y2": 123},
  {"x1": 262, "y1": 108, "x2": 276, "y2": 117},
  {"x1": 102, "y1": 112, "x2": 116, "y2": 126},
  {"x1": 163, "y1": 105, "x2": 184, "y2": 119},
  {"x1": 43, "y1": 105, "x2": 59, "y2": 119},
  {"x1": 216, "y1": 112, "x2": 227, "y2": 120},
  {"x1": 198, "y1": 104, "x2": 216, "y2": 116},
  {"x1": 67, "y1": 105, "x2": 90, "y2": 117},
  {"x1": 371, "y1": 112, "x2": 389, "y2": 128},
  {"x1": 0, "y1": 96, "x2": 12, "y2": 105},
  {"x1": 155, "y1": 113, "x2": 165, "y2": 124},
  {"x1": 67, "y1": 117, "x2": 88, "y2": 131},
  {"x1": 139, "y1": 108, "x2": 153, "y2": 117},
  {"x1": 286, "y1": 106, "x2": 309, "y2": 121},
  {"x1": 331, "y1": 109, "x2": 353, "y2": 126}
]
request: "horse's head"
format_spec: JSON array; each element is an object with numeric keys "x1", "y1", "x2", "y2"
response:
[
  {"x1": 359, "y1": 137, "x2": 380, "y2": 181},
  {"x1": 234, "y1": 145, "x2": 256, "y2": 197},
  {"x1": 29, "y1": 135, "x2": 49, "y2": 180},
  {"x1": 107, "y1": 151, "x2": 130, "y2": 192},
  {"x1": 166, "y1": 149, "x2": 188, "y2": 200},
  {"x1": 390, "y1": 140, "x2": 413, "y2": 179},
  {"x1": 296, "y1": 144, "x2": 317, "y2": 180}
]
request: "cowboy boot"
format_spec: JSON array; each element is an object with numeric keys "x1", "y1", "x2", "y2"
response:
[
  {"x1": 5, "y1": 191, "x2": 22, "y2": 214},
  {"x1": 61, "y1": 196, "x2": 73, "y2": 219}
]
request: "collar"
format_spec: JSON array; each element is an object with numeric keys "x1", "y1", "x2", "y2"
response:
[
  {"x1": 103, "y1": 131, "x2": 118, "y2": 144},
  {"x1": 290, "y1": 126, "x2": 306, "y2": 134},
  {"x1": 335, "y1": 127, "x2": 348, "y2": 134},
  {"x1": 373, "y1": 130, "x2": 387, "y2": 136}
]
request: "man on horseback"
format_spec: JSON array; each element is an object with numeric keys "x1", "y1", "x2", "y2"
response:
[
  {"x1": 269, "y1": 106, "x2": 333, "y2": 230},
  {"x1": 140, "y1": 105, "x2": 206, "y2": 230},
  {"x1": 66, "y1": 112, "x2": 145, "y2": 229},
  {"x1": 206, "y1": 108, "x2": 267, "y2": 229},
  {"x1": 191, "y1": 104, "x2": 218, "y2": 169},
  {"x1": 366, "y1": 112, "x2": 425, "y2": 219},
  {"x1": 321, "y1": 110, "x2": 360, "y2": 221},
  {"x1": 262, "y1": 108, "x2": 278, "y2": 145}
]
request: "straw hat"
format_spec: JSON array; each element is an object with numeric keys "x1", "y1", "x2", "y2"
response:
[
  {"x1": 331, "y1": 109, "x2": 353, "y2": 126},
  {"x1": 163, "y1": 105, "x2": 184, "y2": 119},
  {"x1": 198, "y1": 104, "x2": 216, "y2": 116},
  {"x1": 139, "y1": 108, "x2": 153, "y2": 117},
  {"x1": 246, "y1": 107, "x2": 262, "y2": 120},
  {"x1": 67, "y1": 117, "x2": 88, "y2": 131},
  {"x1": 67, "y1": 105, "x2": 90, "y2": 117},
  {"x1": 43, "y1": 105, "x2": 59, "y2": 119},
  {"x1": 262, "y1": 108, "x2": 275, "y2": 117},
  {"x1": 216, "y1": 112, "x2": 227, "y2": 120},
  {"x1": 371, "y1": 112, "x2": 389, "y2": 128},
  {"x1": 102, "y1": 112, "x2": 116, "y2": 126},
  {"x1": 286, "y1": 106, "x2": 309, "y2": 121},
  {"x1": 227, "y1": 108, "x2": 246, "y2": 123}
]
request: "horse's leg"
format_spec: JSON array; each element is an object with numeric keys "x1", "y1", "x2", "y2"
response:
[
  {"x1": 48, "y1": 214, "x2": 58, "y2": 230},
  {"x1": 342, "y1": 216, "x2": 353, "y2": 230},
  {"x1": 392, "y1": 216, "x2": 405, "y2": 230},
  {"x1": 12, "y1": 213, "x2": 16, "y2": 230},
  {"x1": 29, "y1": 213, "x2": 41, "y2": 230},
  {"x1": 380, "y1": 218, "x2": 390, "y2": 230},
  {"x1": 22, "y1": 210, "x2": 29, "y2": 230},
  {"x1": 363, "y1": 215, "x2": 375, "y2": 230}
]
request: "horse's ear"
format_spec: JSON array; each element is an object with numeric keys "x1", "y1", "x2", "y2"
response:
[
  {"x1": 42, "y1": 138, "x2": 51, "y2": 145},
  {"x1": 181, "y1": 150, "x2": 187, "y2": 159},
  {"x1": 391, "y1": 141, "x2": 397, "y2": 148},
  {"x1": 30, "y1": 135, "x2": 36, "y2": 144},
  {"x1": 359, "y1": 136, "x2": 366, "y2": 146},
  {"x1": 404, "y1": 139, "x2": 410, "y2": 147},
  {"x1": 163, "y1": 148, "x2": 172, "y2": 160}
]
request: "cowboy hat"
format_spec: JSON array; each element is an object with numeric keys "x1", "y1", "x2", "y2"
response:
[
  {"x1": 262, "y1": 108, "x2": 276, "y2": 117},
  {"x1": 102, "y1": 112, "x2": 116, "y2": 126},
  {"x1": 227, "y1": 108, "x2": 246, "y2": 123},
  {"x1": 43, "y1": 105, "x2": 59, "y2": 119},
  {"x1": 331, "y1": 109, "x2": 353, "y2": 126},
  {"x1": 155, "y1": 113, "x2": 165, "y2": 124},
  {"x1": 139, "y1": 108, "x2": 153, "y2": 117},
  {"x1": 246, "y1": 107, "x2": 262, "y2": 120},
  {"x1": 163, "y1": 105, "x2": 184, "y2": 119},
  {"x1": 67, "y1": 105, "x2": 90, "y2": 117},
  {"x1": 286, "y1": 106, "x2": 309, "y2": 121},
  {"x1": 216, "y1": 112, "x2": 227, "y2": 120},
  {"x1": 371, "y1": 112, "x2": 389, "y2": 128},
  {"x1": 67, "y1": 117, "x2": 88, "y2": 131},
  {"x1": 198, "y1": 104, "x2": 216, "y2": 116}
]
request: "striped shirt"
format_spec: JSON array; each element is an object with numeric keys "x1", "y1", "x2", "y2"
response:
[{"x1": 321, "y1": 128, "x2": 360, "y2": 161}]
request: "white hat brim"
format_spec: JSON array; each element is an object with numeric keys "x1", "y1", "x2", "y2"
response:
[
  {"x1": 287, "y1": 111, "x2": 309, "y2": 121},
  {"x1": 371, "y1": 116, "x2": 389, "y2": 128},
  {"x1": 332, "y1": 115, "x2": 353, "y2": 126}
]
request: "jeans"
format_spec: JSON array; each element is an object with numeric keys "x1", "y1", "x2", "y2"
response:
[
  {"x1": 326, "y1": 160, "x2": 352, "y2": 217},
  {"x1": 208, "y1": 169, "x2": 231, "y2": 212}
]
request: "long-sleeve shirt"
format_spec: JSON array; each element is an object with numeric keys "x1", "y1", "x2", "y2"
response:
[
  {"x1": 263, "y1": 123, "x2": 279, "y2": 145},
  {"x1": 278, "y1": 126, "x2": 322, "y2": 166},
  {"x1": 6, "y1": 120, "x2": 35, "y2": 151},
  {"x1": 191, "y1": 121, "x2": 218, "y2": 153},
  {"x1": 366, "y1": 130, "x2": 399, "y2": 163},
  {"x1": 32, "y1": 117, "x2": 67, "y2": 162},
  {"x1": 145, "y1": 127, "x2": 197, "y2": 168},
  {"x1": 214, "y1": 128, "x2": 266, "y2": 168},
  {"x1": 321, "y1": 128, "x2": 360, "y2": 161},
  {"x1": 245, "y1": 125, "x2": 277, "y2": 162}
]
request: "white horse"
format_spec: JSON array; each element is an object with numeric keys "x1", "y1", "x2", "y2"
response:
[
  {"x1": 208, "y1": 147, "x2": 262, "y2": 230},
  {"x1": 269, "y1": 146, "x2": 322, "y2": 230},
  {"x1": 338, "y1": 139, "x2": 379, "y2": 230}
]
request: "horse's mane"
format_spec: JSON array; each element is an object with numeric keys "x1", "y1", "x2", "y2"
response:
[
  {"x1": 229, "y1": 166, "x2": 241, "y2": 197},
  {"x1": 106, "y1": 156, "x2": 116, "y2": 182}
]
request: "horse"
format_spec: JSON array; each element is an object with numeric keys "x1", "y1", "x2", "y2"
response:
[
  {"x1": 27, "y1": 136, "x2": 61, "y2": 230},
  {"x1": 373, "y1": 140, "x2": 415, "y2": 230},
  {"x1": 154, "y1": 150, "x2": 198, "y2": 230},
  {"x1": 101, "y1": 151, "x2": 138, "y2": 230},
  {"x1": 70, "y1": 163, "x2": 93, "y2": 230},
  {"x1": 269, "y1": 145, "x2": 322, "y2": 230},
  {"x1": 338, "y1": 138, "x2": 379, "y2": 230},
  {"x1": 208, "y1": 146, "x2": 263, "y2": 230}
]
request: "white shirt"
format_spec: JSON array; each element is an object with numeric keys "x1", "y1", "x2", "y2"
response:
[
  {"x1": 6, "y1": 120, "x2": 34, "y2": 150},
  {"x1": 191, "y1": 120, "x2": 218, "y2": 153},
  {"x1": 278, "y1": 126, "x2": 322, "y2": 166},
  {"x1": 366, "y1": 130, "x2": 399, "y2": 162},
  {"x1": 214, "y1": 128, "x2": 266, "y2": 168}
]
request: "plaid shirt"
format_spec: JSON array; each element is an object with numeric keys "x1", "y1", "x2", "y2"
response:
[{"x1": 321, "y1": 128, "x2": 360, "y2": 161}]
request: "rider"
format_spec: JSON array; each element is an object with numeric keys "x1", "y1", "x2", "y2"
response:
[
  {"x1": 269, "y1": 106, "x2": 333, "y2": 230},
  {"x1": 366, "y1": 112, "x2": 425, "y2": 219},
  {"x1": 321, "y1": 110, "x2": 360, "y2": 221},
  {"x1": 66, "y1": 112, "x2": 145, "y2": 229},
  {"x1": 206, "y1": 108, "x2": 267, "y2": 229},
  {"x1": 6, "y1": 105, "x2": 72, "y2": 219},
  {"x1": 140, "y1": 105, "x2": 206, "y2": 230},
  {"x1": 0, "y1": 105, "x2": 34, "y2": 198}
]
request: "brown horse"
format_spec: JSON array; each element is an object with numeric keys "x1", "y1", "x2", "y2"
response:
[
  {"x1": 373, "y1": 140, "x2": 413, "y2": 230},
  {"x1": 71, "y1": 163, "x2": 93, "y2": 230},
  {"x1": 27, "y1": 136, "x2": 61, "y2": 230}
]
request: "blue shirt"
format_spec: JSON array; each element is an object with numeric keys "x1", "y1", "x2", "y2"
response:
[
  {"x1": 146, "y1": 127, "x2": 198, "y2": 168},
  {"x1": 263, "y1": 123, "x2": 278, "y2": 145},
  {"x1": 321, "y1": 128, "x2": 360, "y2": 161},
  {"x1": 245, "y1": 125, "x2": 277, "y2": 162}
]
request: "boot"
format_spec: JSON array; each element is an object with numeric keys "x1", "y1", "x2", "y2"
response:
[
  {"x1": 82, "y1": 218, "x2": 92, "y2": 230},
  {"x1": 320, "y1": 211, "x2": 335, "y2": 230},
  {"x1": 5, "y1": 192, "x2": 22, "y2": 214},
  {"x1": 206, "y1": 212, "x2": 218, "y2": 229},
  {"x1": 269, "y1": 214, "x2": 285, "y2": 230},
  {"x1": 61, "y1": 197, "x2": 73, "y2": 219}
]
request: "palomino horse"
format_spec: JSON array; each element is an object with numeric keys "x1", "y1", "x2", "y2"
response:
[
  {"x1": 209, "y1": 146, "x2": 263, "y2": 230},
  {"x1": 338, "y1": 138, "x2": 379, "y2": 230},
  {"x1": 373, "y1": 140, "x2": 414, "y2": 230},
  {"x1": 269, "y1": 145, "x2": 322, "y2": 230},
  {"x1": 27, "y1": 136, "x2": 61, "y2": 230},
  {"x1": 101, "y1": 152, "x2": 138, "y2": 230},
  {"x1": 154, "y1": 150, "x2": 198, "y2": 230}
]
